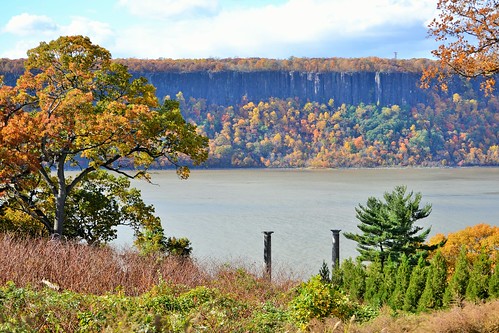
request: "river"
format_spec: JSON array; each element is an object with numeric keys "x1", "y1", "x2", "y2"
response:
[{"x1": 117, "y1": 167, "x2": 499, "y2": 278}]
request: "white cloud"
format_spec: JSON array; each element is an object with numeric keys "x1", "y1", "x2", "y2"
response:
[
  {"x1": 0, "y1": 40, "x2": 41, "y2": 58},
  {"x1": 118, "y1": 0, "x2": 219, "y2": 19},
  {"x1": 1, "y1": 0, "x2": 440, "y2": 59},
  {"x1": 3, "y1": 13, "x2": 58, "y2": 36},
  {"x1": 111, "y1": 0, "x2": 439, "y2": 59},
  {"x1": 2, "y1": 13, "x2": 115, "y2": 58},
  {"x1": 60, "y1": 17, "x2": 114, "y2": 46}
]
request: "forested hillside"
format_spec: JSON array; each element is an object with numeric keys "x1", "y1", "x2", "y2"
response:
[
  {"x1": 2, "y1": 56, "x2": 431, "y2": 73},
  {"x1": 1, "y1": 57, "x2": 497, "y2": 168},
  {"x1": 179, "y1": 94, "x2": 498, "y2": 168}
]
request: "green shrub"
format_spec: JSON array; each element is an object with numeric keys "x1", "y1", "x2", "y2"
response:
[
  {"x1": 489, "y1": 257, "x2": 499, "y2": 299},
  {"x1": 246, "y1": 301, "x2": 290, "y2": 333},
  {"x1": 364, "y1": 257, "x2": 384, "y2": 307},
  {"x1": 288, "y1": 275, "x2": 376, "y2": 330},
  {"x1": 166, "y1": 237, "x2": 193, "y2": 257}
]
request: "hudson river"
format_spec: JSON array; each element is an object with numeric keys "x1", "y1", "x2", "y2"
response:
[{"x1": 119, "y1": 167, "x2": 499, "y2": 278}]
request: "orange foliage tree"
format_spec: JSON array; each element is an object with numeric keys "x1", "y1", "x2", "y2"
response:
[
  {"x1": 425, "y1": 0, "x2": 499, "y2": 91},
  {"x1": 0, "y1": 36, "x2": 208, "y2": 238},
  {"x1": 428, "y1": 223, "x2": 499, "y2": 269}
]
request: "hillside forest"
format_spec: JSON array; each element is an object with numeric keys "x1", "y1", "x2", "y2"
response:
[{"x1": 178, "y1": 92, "x2": 498, "y2": 168}]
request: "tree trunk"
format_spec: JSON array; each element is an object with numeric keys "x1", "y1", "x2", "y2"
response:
[
  {"x1": 53, "y1": 189, "x2": 66, "y2": 237},
  {"x1": 53, "y1": 161, "x2": 67, "y2": 237}
]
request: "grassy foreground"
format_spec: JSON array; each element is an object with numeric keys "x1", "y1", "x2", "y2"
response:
[{"x1": 0, "y1": 235, "x2": 498, "y2": 332}]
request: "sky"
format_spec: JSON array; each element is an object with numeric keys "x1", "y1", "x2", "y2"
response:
[{"x1": 0, "y1": 0, "x2": 440, "y2": 60}]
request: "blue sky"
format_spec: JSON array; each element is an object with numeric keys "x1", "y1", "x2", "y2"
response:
[{"x1": 0, "y1": 0, "x2": 440, "y2": 60}]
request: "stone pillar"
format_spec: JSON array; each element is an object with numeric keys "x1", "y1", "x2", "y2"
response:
[{"x1": 331, "y1": 229, "x2": 341, "y2": 269}]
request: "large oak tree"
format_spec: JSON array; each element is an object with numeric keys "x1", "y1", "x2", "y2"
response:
[{"x1": 0, "y1": 36, "x2": 208, "y2": 238}]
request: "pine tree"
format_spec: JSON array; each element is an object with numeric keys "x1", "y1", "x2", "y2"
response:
[
  {"x1": 319, "y1": 260, "x2": 331, "y2": 284},
  {"x1": 443, "y1": 245, "x2": 469, "y2": 307},
  {"x1": 344, "y1": 186, "x2": 435, "y2": 267},
  {"x1": 418, "y1": 251, "x2": 447, "y2": 311},
  {"x1": 466, "y1": 248, "x2": 491, "y2": 302},
  {"x1": 403, "y1": 256, "x2": 428, "y2": 312},
  {"x1": 390, "y1": 253, "x2": 412, "y2": 310}
]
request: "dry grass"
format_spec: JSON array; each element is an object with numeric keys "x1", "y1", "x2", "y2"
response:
[
  {"x1": 0, "y1": 234, "x2": 208, "y2": 295},
  {"x1": 308, "y1": 301, "x2": 499, "y2": 333},
  {"x1": 0, "y1": 234, "x2": 298, "y2": 297},
  {"x1": 204, "y1": 260, "x2": 298, "y2": 306},
  {"x1": 413, "y1": 301, "x2": 499, "y2": 333}
]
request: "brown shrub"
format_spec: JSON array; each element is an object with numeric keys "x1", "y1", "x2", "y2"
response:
[
  {"x1": 0, "y1": 234, "x2": 298, "y2": 297},
  {"x1": 0, "y1": 234, "x2": 207, "y2": 295},
  {"x1": 317, "y1": 301, "x2": 499, "y2": 333}
]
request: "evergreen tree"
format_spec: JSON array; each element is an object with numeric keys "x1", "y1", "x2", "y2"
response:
[
  {"x1": 403, "y1": 256, "x2": 428, "y2": 312},
  {"x1": 390, "y1": 253, "x2": 412, "y2": 310},
  {"x1": 418, "y1": 251, "x2": 447, "y2": 311},
  {"x1": 318, "y1": 260, "x2": 331, "y2": 284},
  {"x1": 340, "y1": 258, "x2": 366, "y2": 302},
  {"x1": 466, "y1": 248, "x2": 491, "y2": 302},
  {"x1": 488, "y1": 255, "x2": 499, "y2": 299},
  {"x1": 344, "y1": 186, "x2": 436, "y2": 267},
  {"x1": 379, "y1": 256, "x2": 398, "y2": 305},
  {"x1": 364, "y1": 256, "x2": 384, "y2": 307},
  {"x1": 443, "y1": 245, "x2": 470, "y2": 307}
]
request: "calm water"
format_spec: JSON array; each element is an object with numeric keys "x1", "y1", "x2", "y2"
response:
[{"x1": 118, "y1": 168, "x2": 499, "y2": 277}]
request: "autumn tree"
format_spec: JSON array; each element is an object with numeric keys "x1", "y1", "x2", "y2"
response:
[
  {"x1": 425, "y1": 0, "x2": 499, "y2": 92},
  {"x1": 428, "y1": 223, "x2": 499, "y2": 270},
  {"x1": 0, "y1": 36, "x2": 208, "y2": 239},
  {"x1": 344, "y1": 186, "x2": 436, "y2": 267}
]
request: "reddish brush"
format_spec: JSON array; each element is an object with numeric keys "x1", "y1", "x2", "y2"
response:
[
  {"x1": 0, "y1": 234, "x2": 207, "y2": 295},
  {"x1": 0, "y1": 234, "x2": 297, "y2": 296}
]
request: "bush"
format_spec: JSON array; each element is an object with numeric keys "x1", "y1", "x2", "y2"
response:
[
  {"x1": 166, "y1": 237, "x2": 193, "y2": 257},
  {"x1": 289, "y1": 275, "x2": 376, "y2": 330}
]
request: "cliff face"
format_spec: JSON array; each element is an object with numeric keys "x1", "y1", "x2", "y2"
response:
[
  {"x1": 2, "y1": 67, "x2": 482, "y2": 106},
  {"x1": 137, "y1": 70, "x2": 446, "y2": 106}
]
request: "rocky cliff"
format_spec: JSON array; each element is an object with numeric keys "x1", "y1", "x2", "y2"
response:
[
  {"x1": 135, "y1": 70, "x2": 480, "y2": 106},
  {"x1": 1, "y1": 65, "x2": 483, "y2": 106}
]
